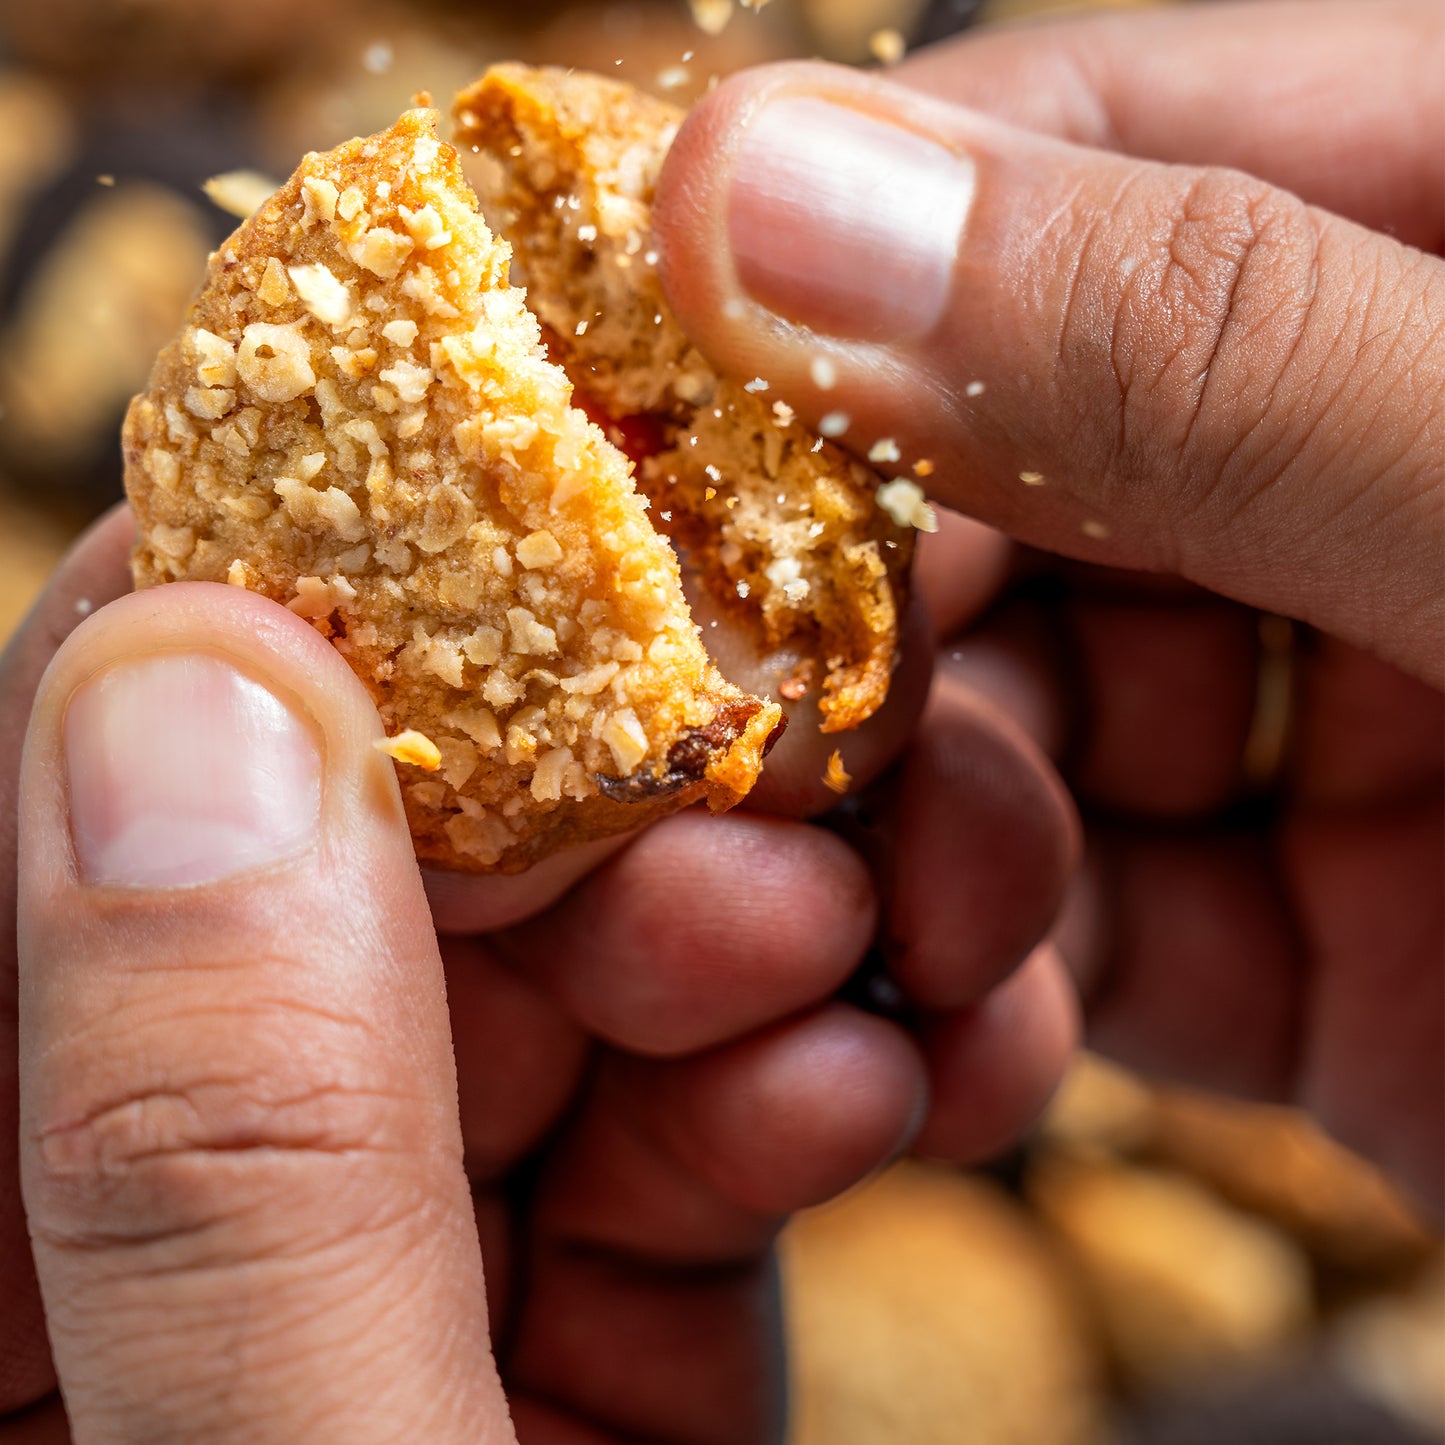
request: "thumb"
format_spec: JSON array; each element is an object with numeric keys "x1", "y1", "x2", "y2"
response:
[
  {"x1": 17, "y1": 584, "x2": 514, "y2": 1443},
  {"x1": 655, "y1": 63, "x2": 1444, "y2": 687}
]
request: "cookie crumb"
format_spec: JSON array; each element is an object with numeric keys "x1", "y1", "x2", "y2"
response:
[
  {"x1": 912, "y1": 458, "x2": 935, "y2": 478},
  {"x1": 376, "y1": 729, "x2": 443, "y2": 771},
  {"x1": 809, "y1": 355, "x2": 838, "y2": 390},
  {"x1": 869, "y1": 28, "x2": 906, "y2": 64},
  {"x1": 965, "y1": 380, "x2": 986, "y2": 398},
  {"x1": 688, "y1": 0, "x2": 734, "y2": 34},
  {"x1": 203, "y1": 170, "x2": 280, "y2": 219},
  {"x1": 823, "y1": 748, "x2": 852, "y2": 795},
  {"x1": 1020, "y1": 471, "x2": 1046, "y2": 486},
  {"x1": 877, "y1": 477, "x2": 938, "y2": 533},
  {"x1": 1082, "y1": 519, "x2": 1111, "y2": 540},
  {"x1": 868, "y1": 437, "x2": 901, "y2": 464},
  {"x1": 818, "y1": 410, "x2": 850, "y2": 438}
]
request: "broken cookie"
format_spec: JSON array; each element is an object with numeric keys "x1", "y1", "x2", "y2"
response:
[
  {"x1": 123, "y1": 108, "x2": 781, "y2": 873},
  {"x1": 453, "y1": 65, "x2": 914, "y2": 731}
]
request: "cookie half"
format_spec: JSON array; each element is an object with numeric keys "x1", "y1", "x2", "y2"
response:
[
  {"x1": 123, "y1": 109, "x2": 781, "y2": 873},
  {"x1": 454, "y1": 65, "x2": 914, "y2": 732}
]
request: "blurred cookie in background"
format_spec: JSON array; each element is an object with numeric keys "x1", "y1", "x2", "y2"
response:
[
  {"x1": 1029, "y1": 1155, "x2": 1314, "y2": 1392},
  {"x1": 0, "y1": 181, "x2": 213, "y2": 504},
  {"x1": 0, "y1": 0, "x2": 346, "y2": 87},
  {"x1": 1146, "y1": 1090, "x2": 1435, "y2": 1281},
  {"x1": 782, "y1": 1161, "x2": 1109, "y2": 1445}
]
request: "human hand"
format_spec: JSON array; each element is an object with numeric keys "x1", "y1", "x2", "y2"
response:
[
  {"x1": 0, "y1": 505, "x2": 1073, "y2": 1441},
  {"x1": 652, "y1": 0, "x2": 1443, "y2": 1210}
]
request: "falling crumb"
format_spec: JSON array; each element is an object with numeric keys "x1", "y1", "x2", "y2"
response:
[
  {"x1": 912, "y1": 458, "x2": 935, "y2": 478},
  {"x1": 876, "y1": 477, "x2": 939, "y2": 533},
  {"x1": 74, "y1": 597, "x2": 92, "y2": 616},
  {"x1": 965, "y1": 380, "x2": 986, "y2": 398},
  {"x1": 704, "y1": 485, "x2": 717, "y2": 500},
  {"x1": 363, "y1": 40, "x2": 394, "y2": 74},
  {"x1": 869, "y1": 28, "x2": 907, "y2": 64},
  {"x1": 736, "y1": 579, "x2": 751, "y2": 598},
  {"x1": 1019, "y1": 471, "x2": 1046, "y2": 486},
  {"x1": 203, "y1": 170, "x2": 281, "y2": 219},
  {"x1": 780, "y1": 677, "x2": 807, "y2": 701},
  {"x1": 818, "y1": 411, "x2": 850, "y2": 438},
  {"x1": 688, "y1": 0, "x2": 734, "y2": 34},
  {"x1": 868, "y1": 437, "x2": 902, "y2": 465},
  {"x1": 577, "y1": 223, "x2": 598, "y2": 243},
  {"x1": 810, "y1": 355, "x2": 838, "y2": 390},
  {"x1": 722, "y1": 296, "x2": 747, "y2": 321},
  {"x1": 771, "y1": 399, "x2": 795, "y2": 427},
  {"x1": 375, "y1": 729, "x2": 442, "y2": 771},
  {"x1": 96, "y1": 174, "x2": 115, "y2": 187},
  {"x1": 575, "y1": 319, "x2": 589, "y2": 336},
  {"x1": 823, "y1": 749, "x2": 852, "y2": 795},
  {"x1": 657, "y1": 65, "x2": 691, "y2": 90},
  {"x1": 743, "y1": 376, "x2": 770, "y2": 393},
  {"x1": 1082, "y1": 519, "x2": 1112, "y2": 540},
  {"x1": 740, "y1": 0, "x2": 772, "y2": 9}
]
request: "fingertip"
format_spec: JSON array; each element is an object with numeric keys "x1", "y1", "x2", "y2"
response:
[
  {"x1": 504, "y1": 811, "x2": 878, "y2": 1055},
  {"x1": 647, "y1": 1003, "x2": 928, "y2": 1216},
  {"x1": 914, "y1": 946, "x2": 1081, "y2": 1164}
]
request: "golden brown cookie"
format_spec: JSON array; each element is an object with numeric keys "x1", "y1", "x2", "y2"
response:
[
  {"x1": 454, "y1": 64, "x2": 915, "y2": 731},
  {"x1": 123, "y1": 108, "x2": 780, "y2": 873}
]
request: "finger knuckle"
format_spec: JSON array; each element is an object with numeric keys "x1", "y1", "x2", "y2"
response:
[
  {"x1": 28, "y1": 995, "x2": 415, "y2": 1258},
  {"x1": 1074, "y1": 165, "x2": 1321, "y2": 531}
]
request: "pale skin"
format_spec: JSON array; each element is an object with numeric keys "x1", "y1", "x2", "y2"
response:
[{"x1": 2, "y1": 1, "x2": 1441, "y2": 1440}]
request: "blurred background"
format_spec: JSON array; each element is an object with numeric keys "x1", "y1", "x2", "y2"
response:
[{"x1": 0, "y1": 1, "x2": 1437, "y2": 1440}]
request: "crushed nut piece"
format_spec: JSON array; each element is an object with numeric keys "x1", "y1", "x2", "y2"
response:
[
  {"x1": 203, "y1": 170, "x2": 279, "y2": 219},
  {"x1": 876, "y1": 477, "x2": 939, "y2": 533},
  {"x1": 376, "y1": 729, "x2": 442, "y2": 770}
]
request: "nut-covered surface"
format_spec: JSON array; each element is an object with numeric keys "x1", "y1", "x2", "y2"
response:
[
  {"x1": 124, "y1": 108, "x2": 780, "y2": 873},
  {"x1": 455, "y1": 65, "x2": 914, "y2": 731}
]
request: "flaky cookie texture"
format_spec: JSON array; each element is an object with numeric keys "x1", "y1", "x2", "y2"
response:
[
  {"x1": 454, "y1": 65, "x2": 912, "y2": 732},
  {"x1": 123, "y1": 109, "x2": 780, "y2": 873}
]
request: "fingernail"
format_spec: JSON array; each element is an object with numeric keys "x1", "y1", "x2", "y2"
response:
[
  {"x1": 729, "y1": 96, "x2": 973, "y2": 342},
  {"x1": 65, "y1": 653, "x2": 322, "y2": 888}
]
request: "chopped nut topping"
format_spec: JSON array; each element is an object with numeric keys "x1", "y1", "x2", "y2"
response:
[
  {"x1": 382, "y1": 319, "x2": 419, "y2": 346},
  {"x1": 288, "y1": 262, "x2": 354, "y2": 328},
  {"x1": 516, "y1": 529, "x2": 564, "y2": 569},
  {"x1": 348, "y1": 225, "x2": 415, "y2": 279},
  {"x1": 258, "y1": 256, "x2": 292, "y2": 306},
  {"x1": 301, "y1": 175, "x2": 339, "y2": 228},
  {"x1": 237, "y1": 322, "x2": 316, "y2": 403}
]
